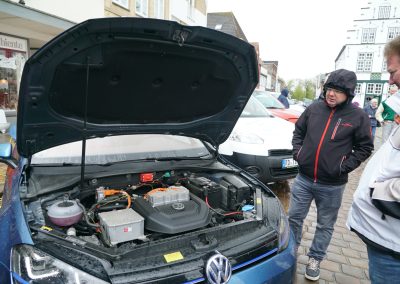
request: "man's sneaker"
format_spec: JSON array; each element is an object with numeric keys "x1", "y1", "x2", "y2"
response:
[{"x1": 305, "y1": 257, "x2": 320, "y2": 281}]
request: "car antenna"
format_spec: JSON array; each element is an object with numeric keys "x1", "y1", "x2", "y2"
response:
[{"x1": 80, "y1": 56, "x2": 90, "y2": 189}]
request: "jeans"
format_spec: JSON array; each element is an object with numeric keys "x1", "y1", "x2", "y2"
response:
[
  {"x1": 367, "y1": 245, "x2": 400, "y2": 284},
  {"x1": 371, "y1": 126, "x2": 376, "y2": 142},
  {"x1": 382, "y1": 121, "x2": 395, "y2": 143},
  {"x1": 288, "y1": 174, "x2": 345, "y2": 261}
]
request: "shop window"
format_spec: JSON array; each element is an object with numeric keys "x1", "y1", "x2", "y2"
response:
[
  {"x1": 136, "y1": 0, "x2": 148, "y2": 17},
  {"x1": 0, "y1": 34, "x2": 28, "y2": 110},
  {"x1": 154, "y1": 0, "x2": 164, "y2": 19},
  {"x1": 187, "y1": 0, "x2": 195, "y2": 19}
]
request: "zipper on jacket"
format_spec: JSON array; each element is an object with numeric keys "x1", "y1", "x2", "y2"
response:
[
  {"x1": 339, "y1": 155, "x2": 346, "y2": 176},
  {"x1": 331, "y1": 118, "x2": 342, "y2": 140},
  {"x1": 314, "y1": 109, "x2": 336, "y2": 182},
  {"x1": 296, "y1": 146, "x2": 303, "y2": 160}
]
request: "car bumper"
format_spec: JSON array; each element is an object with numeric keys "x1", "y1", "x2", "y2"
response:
[
  {"x1": 230, "y1": 233, "x2": 296, "y2": 284},
  {"x1": 224, "y1": 152, "x2": 298, "y2": 183}
]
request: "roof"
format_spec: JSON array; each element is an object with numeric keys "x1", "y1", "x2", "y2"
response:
[
  {"x1": 335, "y1": 45, "x2": 346, "y2": 62},
  {"x1": 207, "y1": 12, "x2": 248, "y2": 42}
]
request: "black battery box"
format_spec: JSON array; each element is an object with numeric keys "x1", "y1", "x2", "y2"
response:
[
  {"x1": 219, "y1": 175, "x2": 251, "y2": 211},
  {"x1": 181, "y1": 177, "x2": 222, "y2": 208}
]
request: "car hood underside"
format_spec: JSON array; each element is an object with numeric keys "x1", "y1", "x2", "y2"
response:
[{"x1": 17, "y1": 18, "x2": 258, "y2": 157}]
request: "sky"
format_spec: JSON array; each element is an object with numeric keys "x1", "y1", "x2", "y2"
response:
[{"x1": 207, "y1": 0, "x2": 364, "y2": 82}]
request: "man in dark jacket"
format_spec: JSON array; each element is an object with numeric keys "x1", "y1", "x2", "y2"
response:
[
  {"x1": 288, "y1": 69, "x2": 374, "y2": 281},
  {"x1": 278, "y1": 88, "x2": 290, "y2": 108}
]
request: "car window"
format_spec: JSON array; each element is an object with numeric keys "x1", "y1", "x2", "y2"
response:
[
  {"x1": 253, "y1": 91, "x2": 285, "y2": 109},
  {"x1": 31, "y1": 134, "x2": 211, "y2": 165},
  {"x1": 240, "y1": 97, "x2": 271, "y2": 117}
]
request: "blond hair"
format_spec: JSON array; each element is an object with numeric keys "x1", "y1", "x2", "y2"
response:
[{"x1": 384, "y1": 36, "x2": 400, "y2": 58}]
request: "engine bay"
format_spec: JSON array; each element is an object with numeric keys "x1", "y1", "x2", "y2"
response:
[{"x1": 24, "y1": 170, "x2": 259, "y2": 248}]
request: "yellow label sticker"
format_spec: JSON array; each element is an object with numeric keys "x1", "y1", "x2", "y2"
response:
[
  {"x1": 164, "y1": 251, "x2": 184, "y2": 263},
  {"x1": 256, "y1": 198, "x2": 262, "y2": 204},
  {"x1": 40, "y1": 226, "x2": 53, "y2": 231}
]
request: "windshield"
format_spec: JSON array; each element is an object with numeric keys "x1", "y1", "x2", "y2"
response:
[
  {"x1": 240, "y1": 96, "x2": 272, "y2": 118},
  {"x1": 253, "y1": 91, "x2": 285, "y2": 109},
  {"x1": 31, "y1": 134, "x2": 211, "y2": 165}
]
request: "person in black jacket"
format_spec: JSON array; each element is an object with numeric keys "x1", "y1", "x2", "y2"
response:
[
  {"x1": 278, "y1": 88, "x2": 290, "y2": 108},
  {"x1": 288, "y1": 69, "x2": 374, "y2": 281}
]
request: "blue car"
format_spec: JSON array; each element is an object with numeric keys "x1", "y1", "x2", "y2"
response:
[{"x1": 0, "y1": 18, "x2": 295, "y2": 284}]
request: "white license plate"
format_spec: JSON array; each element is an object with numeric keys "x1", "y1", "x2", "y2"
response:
[{"x1": 281, "y1": 158, "x2": 298, "y2": 169}]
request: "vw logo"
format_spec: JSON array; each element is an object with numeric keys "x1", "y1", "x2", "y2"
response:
[{"x1": 205, "y1": 252, "x2": 232, "y2": 284}]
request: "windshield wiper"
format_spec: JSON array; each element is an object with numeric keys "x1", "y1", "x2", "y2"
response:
[
  {"x1": 149, "y1": 155, "x2": 213, "y2": 161},
  {"x1": 33, "y1": 154, "x2": 214, "y2": 167},
  {"x1": 93, "y1": 155, "x2": 214, "y2": 166}
]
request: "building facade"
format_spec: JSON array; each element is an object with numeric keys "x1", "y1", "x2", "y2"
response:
[
  {"x1": 335, "y1": 0, "x2": 400, "y2": 107},
  {"x1": 262, "y1": 61, "x2": 279, "y2": 92},
  {"x1": 0, "y1": 0, "x2": 87, "y2": 110},
  {"x1": 106, "y1": 0, "x2": 207, "y2": 26},
  {"x1": 0, "y1": 0, "x2": 206, "y2": 111}
]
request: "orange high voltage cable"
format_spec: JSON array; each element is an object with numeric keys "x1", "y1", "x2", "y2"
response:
[{"x1": 101, "y1": 189, "x2": 131, "y2": 209}]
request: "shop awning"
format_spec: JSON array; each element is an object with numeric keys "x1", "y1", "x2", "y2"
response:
[{"x1": 0, "y1": 0, "x2": 76, "y2": 50}]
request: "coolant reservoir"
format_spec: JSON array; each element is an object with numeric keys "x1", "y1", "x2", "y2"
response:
[{"x1": 47, "y1": 200, "x2": 83, "y2": 226}]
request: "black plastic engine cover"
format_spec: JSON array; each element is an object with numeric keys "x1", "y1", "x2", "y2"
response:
[{"x1": 133, "y1": 194, "x2": 211, "y2": 234}]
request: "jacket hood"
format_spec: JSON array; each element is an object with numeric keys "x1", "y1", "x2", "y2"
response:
[
  {"x1": 17, "y1": 18, "x2": 258, "y2": 157},
  {"x1": 281, "y1": 88, "x2": 289, "y2": 97},
  {"x1": 324, "y1": 69, "x2": 357, "y2": 98}
]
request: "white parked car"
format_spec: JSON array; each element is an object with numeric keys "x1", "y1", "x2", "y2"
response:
[
  {"x1": 219, "y1": 97, "x2": 298, "y2": 183},
  {"x1": 289, "y1": 103, "x2": 306, "y2": 114}
]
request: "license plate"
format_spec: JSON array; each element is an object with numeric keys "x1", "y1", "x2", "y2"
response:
[{"x1": 282, "y1": 158, "x2": 298, "y2": 169}]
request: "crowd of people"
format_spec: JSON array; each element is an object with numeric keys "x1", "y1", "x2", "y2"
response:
[{"x1": 289, "y1": 36, "x2": 400, "y2": 283}]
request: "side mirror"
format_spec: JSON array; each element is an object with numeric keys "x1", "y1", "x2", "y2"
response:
[{"x1": 0, "y1": 143, "x2": 17, "y2": 168}]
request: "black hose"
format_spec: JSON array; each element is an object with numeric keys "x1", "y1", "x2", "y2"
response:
[{"x1": 77, "y1": 200, "x2": 100, "y2": 228}]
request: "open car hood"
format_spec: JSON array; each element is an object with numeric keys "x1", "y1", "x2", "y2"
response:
[{"x1": 17, "y1": 18, "x2": 258, "y2": 157}]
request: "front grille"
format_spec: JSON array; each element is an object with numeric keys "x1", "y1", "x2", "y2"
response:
[
  {"x1": 270, "y1": 167, "x2": 298, "y2": 177},
  {"x1": 244, "y1": 166, "x2": 261, "y2": 175},
  {"x1": 268, "y1": 149, "x2": 293, "y2": 156}
]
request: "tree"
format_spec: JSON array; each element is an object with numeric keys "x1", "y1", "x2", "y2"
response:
[
  {"x1": 304, "y1": 79, "x2": 316, "y2": 100},
  {"x1": 286, "y1": 80, "x2": 295, "y2": 93},
  {"x1": 291, "y1": 84, "x2": 305, "y2": 101}
]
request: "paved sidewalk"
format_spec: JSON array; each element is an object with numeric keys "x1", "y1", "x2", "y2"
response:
[{"x1": 293, "y1": 129, "x2": 384, "y2": 284}]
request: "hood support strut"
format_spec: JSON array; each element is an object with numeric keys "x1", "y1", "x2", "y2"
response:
[{"x1": 80, "y1": 57, "x2": 90, "y2": 189}]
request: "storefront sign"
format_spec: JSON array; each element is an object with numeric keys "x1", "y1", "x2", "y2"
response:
[{"x1": 0, "y1": 34, "x2": 27, "y2": 52}]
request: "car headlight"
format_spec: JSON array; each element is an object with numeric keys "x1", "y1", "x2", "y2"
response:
[
  {"x1": 278, "y1": 207, "x2": 290, "y2": 252},
  {"x1": 230, "y1": 132, "x2": 264, "y2": 144},
  {"x1": 11, "y1": 245, "x2": 109, "y2": 284}
]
